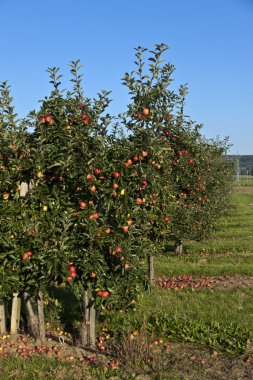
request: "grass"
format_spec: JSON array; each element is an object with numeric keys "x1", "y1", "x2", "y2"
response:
[
  {"x1": 236, "y1": 175, "x2": 253, "y2": 186},
  {"x1": 122, "y1": 185, "x2": 253, "y2": 354}
]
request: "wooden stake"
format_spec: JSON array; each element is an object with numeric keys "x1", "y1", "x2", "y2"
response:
[{"x1": 10, "y1": 293, "x2": 21, "y2": 335}]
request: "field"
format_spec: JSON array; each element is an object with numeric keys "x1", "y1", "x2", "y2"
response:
[{"x1": 1, "y1": 185, "x2": 253, "y2": 379}]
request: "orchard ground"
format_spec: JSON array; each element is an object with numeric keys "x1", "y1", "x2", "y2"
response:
[{"x1": 1, "y1": 183, "x2": 253, "y2": 379}]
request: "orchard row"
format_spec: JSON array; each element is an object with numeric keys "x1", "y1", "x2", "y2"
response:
[{"x1": 0, "y1": 45, "x2": 234, "y2": 346}]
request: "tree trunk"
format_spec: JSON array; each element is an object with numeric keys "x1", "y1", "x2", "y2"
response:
[
  {"x1": 80, "y1": 289, "x2": 96, "y2": 348},
  {"x1": 0, "y1": 302, "x2": 6, "y2": 334},
  {"x1": 23, "y1": 292, "x2": 39, "y2": 338},
  {"x1": 147, "y1": 254, "x2": 155, "y2": 286},
  {"x1": 10, "y1": 293, "x2": 21, "y2": 335},
  {"x1": 89, "y1": 302, "x2": 96, "y2": 348},
  {"x1": 37, "y1": 291, "x2": 46, "y2": 343},
  {"x1": 80, "y1": 289, "x2": 89, "y2": 347},
  {"x1": 175, "y1": 242, "x2": 184, "y2": 255}
]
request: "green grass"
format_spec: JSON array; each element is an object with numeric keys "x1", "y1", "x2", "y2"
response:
[
  {"x1": 116, "y1": 185, "x2": 253, "y2": 354},
  {"x1": 0, "y1": 356, "x2": 121, "y2": 380},
  {"x1": 236, "y1": 175, "x2": 253, "y2": 186}
]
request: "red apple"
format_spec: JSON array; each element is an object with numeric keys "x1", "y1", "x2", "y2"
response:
[{"x1": 113, "y1": 171, "x2": 120, "y2": 179}]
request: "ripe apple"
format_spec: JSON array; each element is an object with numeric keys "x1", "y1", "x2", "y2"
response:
[
  {"x1": 135, "y1": 112, "x2": 143, "y2": 119},
  {"x1": 93, "y1": 167, "x2": 101, "y2": 175},
  {"x1": 188, "y1": 158, "x2": 194, "y2": 165},
  {"x1": 136, "y1": 198, "x2": 143, "y2": 205},
  {"x1": 89, "y1": 273, "x2": 96, "y2": 278},
  {"x1": 102, "y1": 291, "x2": 109, "y2": 299},
  {"x1": 2, "y1": 192, "x2": 9, "y2": 201},
  {"x1": 66, "y1": 277, "x2": 73, "y2": 282},
  {"x1": 39, "y1": 117, "x2": 46, "y2": 124},
  {"x1": 43, "y1": 205, "x2": 48, "y2": 212},
  {"x1": 115, "y1": 246, "x2": 122, "y2": 253},
  {"x1": 164, "y1": 217, "x2": 170, "y2": 222},
  {"x1": 143, "y1": 108, "x2": 150, "y2": 117},
  {"x1": 36, "y1": 171, "x2": 44, "y2": 179},
  {"x1": 113, "y1": 171, "x2": 120, "y2": 179},
  {"x1": 142, "y1": 150, "x2": 148, "y2": 157},
  {"x1": 79, "y1": 202, "x2": 86, "y2": 209},
  {"x1": 122, "y1": 226, "x2": 129, "y2": 233},
  {"x1": 45, "y1": 114, "x2": 54, "y2": 124},
  {"x1": 86, "y1": 174, "x2": 94, "y2": 182},
  {"x1": 68, "y1": 265, "x2": 76, "y2": 272},
  {"x1": 97, "y1": 290, "x2": 103, "y2": 297},
  {"x1": 90, "y1": 185, "x2": 96, "y2": 192}
]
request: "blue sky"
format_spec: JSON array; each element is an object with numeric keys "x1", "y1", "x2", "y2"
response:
[{"x1": 0, "y1": 0, "x2": 252, "y2": 154}]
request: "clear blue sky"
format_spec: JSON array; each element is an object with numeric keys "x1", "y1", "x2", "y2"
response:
[{"x1": 1, "y1": 0, "x2": 252, "y2": 154}]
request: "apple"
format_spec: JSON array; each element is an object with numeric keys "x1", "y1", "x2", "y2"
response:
[
  {"x1": 90, "y1": 185, "x2": 96, "y2": 192},
  {"x1": 39, "y1": 117, "x2": 46, "y2": 124},
  {"x1": 97, "y1": 290, "x2": 103, "y2": 297},
  {"x1": 122, "y1": 226, "x2": 129, "y2": 233},
  {"x1": 112, "y1": 183, "x2": 119, "y2": 189},
  {"x1": 45, "y1": 114, "x2": 54, "y2": 124},
  {"x1": 66, "y1": 276, "x2": 73, "y2": 282},
  {"x1": 43, "y1": 205, "x2": 48, "y2": 212},
  {"x1": 2, "y1": 192, "x2": 9, "y2": 201},
  {"x1": 164, "y1": 217, "x2": 170, "y2": 222},
  {"x1": 102, "y1": 291, "x2": 109, "y2": 299},
  {"x1": 142, "y1": 150, "x2": 148, "y2": 157},
  {"x1": 89, "y1": 273, "x2": 96, "y2": 278},
  {"x1": 188, "y1": 158, "x2": 194, "y2": 165},
  {"x1": 136, "y1": 198, "x2": 143, "y2": 205},
  {"x1": 79, "y1": 202, "x2": 86, "y2": 209},
  {"x1": 115, "y1": 246, "x2": 122, "y2": 253},
  {"x1": 143, "y1": 108, "x2": 150, "y2": 117},
  {"x1": 68, "y1": 265, "x2": 76, "y2": 272},
  {"x1": 36, "y1": 171, "x2": 44, "y2": 179},
  {"x1": 93, "y1": 167, "x2": 101, "y2": 175},
  {"x1": 135, "y1": 112, "x2": 143, "y2": 119},
  {"x1": 113, "y1": 171, "x2": 120, "y2": 179},
  {"x1": 86, "y1": 174, "x2": 94, "y2": 182}
]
